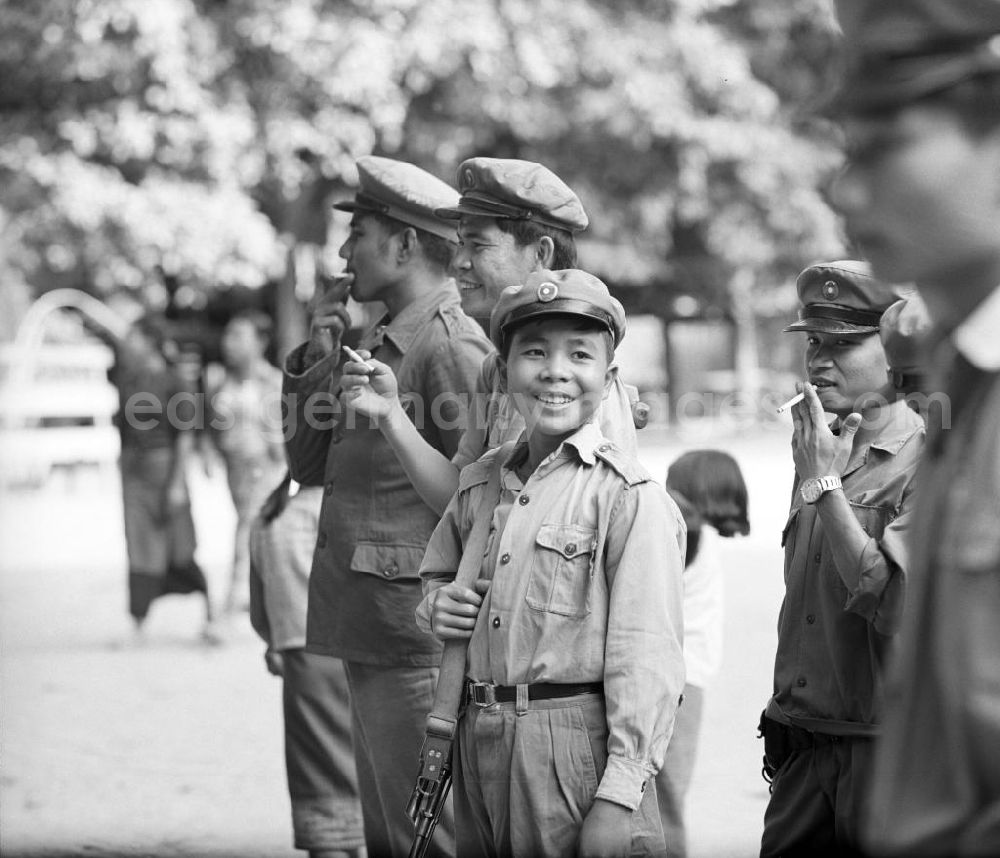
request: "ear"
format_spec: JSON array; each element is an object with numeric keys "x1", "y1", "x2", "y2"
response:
[
  {"x1": 535, "y1": 235, "x2": 555, "y2": 269},
  {"x1": 396, "y1": 227, "x2": 418, "y2": 263},
  {"x1": 603, "y1": 361, "x2": 619, "y2": 398},
  {"x1": 497, "y1": 356, "x2": 509, "y2": 394}
]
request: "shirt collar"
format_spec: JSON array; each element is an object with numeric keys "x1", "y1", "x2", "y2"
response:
[
  {"x1": 500, "y1": 419, "x2": 606, "y2": 483},
  {"x1": 953, "y1": 284, "x2": 1000, "y2": 371},
  {"x1": 380, "y1": 281, "x2": 460, "y2": 354}
]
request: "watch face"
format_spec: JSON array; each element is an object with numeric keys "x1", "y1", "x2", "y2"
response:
[{"x1": 800, "y1": 479, "x2": 821, "y2": 503}]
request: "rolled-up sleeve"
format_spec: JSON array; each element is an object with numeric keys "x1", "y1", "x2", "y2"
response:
[
  {"x1": 415, "y1": 493, "x2": 467, "y2": 634},
  {"x1": 596, "y1": 482, "x2": 686, "y2": 810},
  {"x1": 423, "y1": 332, "x2": 492, "y2": 460},
  {"x1": 846, "y1": 482, "x2": 916, "y2": 635},
  {"x1": 282, "y1": 343, "x2": 339, "y2": 486}
]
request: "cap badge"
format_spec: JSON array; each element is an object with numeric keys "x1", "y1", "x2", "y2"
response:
[
  {"x1": 822, "y1": 280, "x2": 839, "y2": 301},
  {"x1": 537, "y1": 282, "x2": 558, "y2": 302},
  {"x1": 462, "y1": 167, "x2": 475, "y2": 189}
]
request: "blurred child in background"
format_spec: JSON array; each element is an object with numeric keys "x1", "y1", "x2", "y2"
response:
[{"x1": 657, "y1": 449, "x2": 750, "y2": 858}]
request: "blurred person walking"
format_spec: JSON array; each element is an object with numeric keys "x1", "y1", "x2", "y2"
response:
[
  {"x1": 657, "y1": 449, "x2": 750, "y2": 858},
  {"x1": 249, "y1": 473, "x2": 365, "y2": 858},
  {"x1": 758, "y1": 262, "x2": 922, "y2": 857},
  {"x1": 205, "y1": 311, "x2": 285, "y2": 613},
  {"x1": 112, "y1": 316, "x2": 216, "y2": 643},
  {"x1": 828, "y1": 3, "x2": 1000, "y2": 853},
  {"x1": 282, "y1": 156, "x2": 491, "y2": 858}
]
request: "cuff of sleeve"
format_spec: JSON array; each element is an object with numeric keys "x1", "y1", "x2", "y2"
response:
[
  {"x1": 594, "y1": 754, "x2": 655, "y2": 812},
  {"x1": 414, "y1": 589, "x2": 438, "y2": 636},
  {"x1": 285, "y1": 342, "x2": 338, "y2": 383}
]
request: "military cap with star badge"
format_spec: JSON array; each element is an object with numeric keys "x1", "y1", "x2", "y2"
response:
[
  {"x1": 333, "y1": 155, "x2": 460, "y2": 242},
  {"x1": 435, "y1": 157, "x2": 589, "y2": 233},
  {"x1": 830, "y1": 0, "x2": 1000, "y2": 114},
  {"x1": 784, "y1": 260, "x2": 910, "y2": 335},
  {"x1": 489, "y1": 268, "x2": 626, "y2": 350}
]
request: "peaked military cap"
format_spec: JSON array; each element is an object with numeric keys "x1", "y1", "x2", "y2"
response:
[
  {"x1": 489, "y1": 268, "x2": 626, "y2": 350},
  {"x1": 435, "y1": 158, "x2": 589, "y2": 233},
  {"x1": 831, "y1": 0, "x2": 1000, "y2": 114},
  {"x1": 333, "y1": 156, "x2": 459, "y2": 242},
  {"x1": 784, "y1": 260, "x2": 908, "y2": 335}
]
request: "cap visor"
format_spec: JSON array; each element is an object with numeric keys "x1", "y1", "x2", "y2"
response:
[
  {"x1": 783, "y1": 318, "x2": 879, "y2": 335},
  {"x1": 434, "y1": 201, "x2": 510, "y2": 221}
]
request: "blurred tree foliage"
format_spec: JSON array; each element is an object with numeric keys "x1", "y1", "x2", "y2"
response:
[{"x1": 0, "y1": 0, "x2": 845, "y2": 318}]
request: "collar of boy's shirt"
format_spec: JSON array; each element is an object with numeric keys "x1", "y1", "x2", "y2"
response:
[
  {"x1": 953, "y1": 283, "x2": 1000, "y2": 372},
  {"x1": 370, "y1": 281, "x2": 460, "y2": 354},
  {"x1": 501, "y1": 419, "x2": 606, "y2": 484}
]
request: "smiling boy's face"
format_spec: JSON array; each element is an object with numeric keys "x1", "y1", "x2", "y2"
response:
[{"x1": 500, "y1": 316, "x2": 615, "y2": 451}]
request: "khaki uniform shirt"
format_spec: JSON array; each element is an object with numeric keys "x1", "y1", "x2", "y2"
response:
[
  {"x1": 766, "y1": 400, "x2": 925, "y2": 736},
  {"x1": 867, "y1": 287, "x2": 1000, "y2": 855},
  {"x1": 451, "y1": 352, "x2": 640, "y2": 467},
  {"x1": 283, "y1": 283, "x2": 491, "y2": 666},
  {"x1": 416, "y1": 420, "x2": 687, "y2": 810}
]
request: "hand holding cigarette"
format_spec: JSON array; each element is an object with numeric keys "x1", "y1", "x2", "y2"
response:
[
  {"x1": 342, "y1": 345, "x2": 375, "y2": 372},
  {"x1": 776, "y1": 391, "x2": 805, "y2": 414}
]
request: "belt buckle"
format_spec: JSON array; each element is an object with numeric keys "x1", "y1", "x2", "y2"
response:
[{"x1": 468, "y1": 681, "x2": 497, "y2": 707}]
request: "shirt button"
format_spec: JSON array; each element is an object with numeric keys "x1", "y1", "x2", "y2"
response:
[
  {"x1": 491, "y1": 616, "x2": 501, "y2": 629},
  {"x1": 324, "y1": 482, "x2": 334, "y2": 496},
  {"x1": 500, "y1": 553, "x2": 511, "y2": 564},
  {"x1": 598, "y1": 444, "x2": 610, "y2": 452},
  {"x1": 382, "y1": 562, "x2": 398, "y2": 579},
  {"x1": 564, "y1": 543, "x2": 577, "y2": 556},
  {"x1": 518, "y1": 495, "x2": 530, "y2": 506},
  {"x1": 317, "y1": 532, "x2": 327, "y2": 549},
  {"x1": 796, "y1": 677, "x2": 807, "y2": 688},
  {"x1": 814, "y1": 553, "x2": 822, "y2": 563},
  {"x1": 806, "y1": 614, "x2": 816, "y2": 624}
]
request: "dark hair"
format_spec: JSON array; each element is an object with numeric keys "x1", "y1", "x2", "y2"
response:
[
  {"x1": 666, "y1": 449, "x2": 750, "y2": 566},
  {"x1": 371, "y1": 213, "x2": 455, "y2": 272},
  {"x1": 499, "y1": 313, "x2": 614, "y2": 362},
  {"x1": 130, "y1": 315, "x2": 170, "y2": 353},
  {"x1": 496, "y1": 218, "x2": 577, "y2": 269}
]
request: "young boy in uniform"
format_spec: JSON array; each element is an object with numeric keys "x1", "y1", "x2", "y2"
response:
[{"x1": 412, "y1": 269, "x2": 686, "y2": 857}]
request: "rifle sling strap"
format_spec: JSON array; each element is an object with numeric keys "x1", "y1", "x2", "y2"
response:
[{"x1": 424, "y1": 444, "x2": 511, "y2": 734}]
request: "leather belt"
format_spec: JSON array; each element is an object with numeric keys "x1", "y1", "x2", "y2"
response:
[{"x1": 465, "y1": 680, "x2": 603, "y2": 707}]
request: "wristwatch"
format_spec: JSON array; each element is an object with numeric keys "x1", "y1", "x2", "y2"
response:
[{"x1": 800, "y1": 475, "x2": 842, "y2": 504}]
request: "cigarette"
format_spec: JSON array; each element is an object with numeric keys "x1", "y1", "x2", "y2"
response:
[
  {"x1": 776, "y1": 392, "x2": 805, "y2": 414},
  {"x1": 341, "y1": 345, "x2": 374, "y2": 372}
]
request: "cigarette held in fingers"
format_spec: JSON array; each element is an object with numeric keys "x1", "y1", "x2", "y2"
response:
[
  {"x1": 776, "y1": 392, "x2": 805, "y2": 414},
  {"x1": 342, "y1": 345, "x2": 374, "y2": 372}
]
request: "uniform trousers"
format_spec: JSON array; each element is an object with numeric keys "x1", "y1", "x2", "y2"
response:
[
  {"x1": 453, "y1": 692, "x2": 666, "y2": 858},
  {"x1": 283, "y1": 649, "x2": 365, "y2": 852},
  {"x1": 761, "y1": 733, "x2": 873, "y2": 858},
  {"x1": 342, "y1": 660, "x2": 455, "y2": 858}
]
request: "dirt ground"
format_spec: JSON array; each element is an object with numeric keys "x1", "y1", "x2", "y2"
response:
[{"x1": 0, "y1": 421, "x2": 791, "y2": 858}]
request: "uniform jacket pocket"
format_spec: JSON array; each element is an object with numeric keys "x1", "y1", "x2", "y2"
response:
[
  {"x1": 525, "y1": 523, "x2": 597, "y2": 618},
  {"x1": 350, "y1": 541, "x2": 426, "y2": 582}
]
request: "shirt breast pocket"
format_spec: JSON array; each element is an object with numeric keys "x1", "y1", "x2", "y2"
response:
[
  {"x1": 525, "y1": 523, "x2": 597, "y2": 618},
  {"x1": 848, "y1": 500, "x2": 893, "y2": 541}
]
